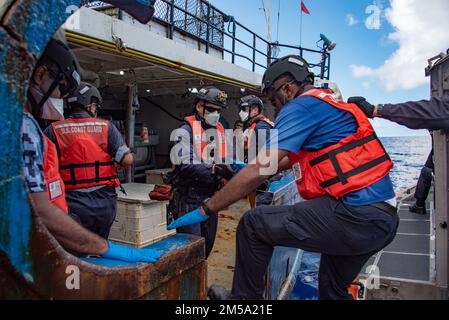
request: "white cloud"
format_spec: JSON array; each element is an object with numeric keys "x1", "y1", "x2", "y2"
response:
[
  {"x1": 346, "y1": 14, "x2": 359, "y2": 26},
  {"x1": 362, "y1": 81, "x2": 371, "y2": 90},
  {"x1": 350, "y1": 0, "x2": 449, "y2": 92}
]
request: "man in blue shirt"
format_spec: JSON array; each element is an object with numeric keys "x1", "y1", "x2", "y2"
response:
[{"x1": 168, "y1": 55, "x2": 399, "y2": 300}]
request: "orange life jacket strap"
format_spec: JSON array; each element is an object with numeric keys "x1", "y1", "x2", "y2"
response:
[
  {"x1": 320, "y1": 154, "x2": 391, "y2": 189},
  {"x1": 60, "y1": 161, "x2": 117, "y2": 186},
  {"x1": 59, "y1": 161, "x2": 115, "y2": 170},
  {"x1": 309, "y1": 133, "x2": 391, "y2": 189},
  {"x1": 63, "y1": 175, "x2": 119, "y2": 186},
  {"x1": 310, "y1": 134, "x2": 378, "y2": 167}
]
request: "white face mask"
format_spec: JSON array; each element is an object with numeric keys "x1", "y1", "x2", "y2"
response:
[
  {"x1": 204, "y1": 110, "x2": 220, "y2": 127},
  {"x1": 30, "y1": 86, "x2": 65, "y2": 120},
  {"x1": 239, "y1": 110, "x2": 249, "y2": 122},
  {"x1": 49, "y1": 98, "x2": 64, "y2": 116}
]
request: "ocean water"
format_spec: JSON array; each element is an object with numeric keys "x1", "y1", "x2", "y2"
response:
[{"x1": 380, "y1": 136, "x2": 433, "y2": 192}]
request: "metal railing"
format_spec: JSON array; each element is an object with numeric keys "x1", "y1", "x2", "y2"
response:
[{"x1": 82, "y1": 0, "x2": 331, "y2": 79}]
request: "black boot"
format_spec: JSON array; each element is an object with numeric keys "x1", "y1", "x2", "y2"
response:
[
  {"x1": 409, "y1": 203, "x2": 427, "y2": 215},
  {"x1": 207, "y1": 285, "x2": 236, "y2": 300}
]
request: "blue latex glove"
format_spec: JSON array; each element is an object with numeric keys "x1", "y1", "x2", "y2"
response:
[
  {"x1": 102, "y1": 241, "x2": 162, "y2": 263},
  {"x1": 167, "y1": 208, "x2": 209, "y2": 230},
  {"x1": 268, "y1": 180, "x2": 284, "y2": 192},
  {"x1": 268, "y1": 173, "x2": 295, "y2": 192}
]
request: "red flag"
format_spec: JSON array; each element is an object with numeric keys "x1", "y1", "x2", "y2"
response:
[{"x1": 301, "y1": 1, "x2": 310, "y2": 15}]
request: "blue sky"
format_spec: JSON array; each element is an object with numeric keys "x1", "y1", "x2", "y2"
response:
[{"x1": 208, "y1": 0, "x2": 449, "y2": 137}]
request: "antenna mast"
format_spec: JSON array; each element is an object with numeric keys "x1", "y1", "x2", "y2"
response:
[{"x1": 266, "y1": 0, "x2": 271, "y2": 44}]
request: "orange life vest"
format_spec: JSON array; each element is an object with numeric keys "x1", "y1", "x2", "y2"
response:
[
  {"x1": 288, "y1": 89, "x2": 393, "y2": 200},
  {"x1": 184, "y1": 115, "x2": 227, "y2": 161},
  {"x1": 246, "y1": 115, "x2": 274, "y2": 150},
  {"x1": 43, "y1": 135, "x2": 68, "y2": 213},
  {"x1": 51, "y1": 118, "x2": 120, "y2": 191}
]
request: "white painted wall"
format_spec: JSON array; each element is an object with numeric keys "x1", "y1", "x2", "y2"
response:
[{"x1": 65, "y1": 7, "x2": 262, "y2": 87}]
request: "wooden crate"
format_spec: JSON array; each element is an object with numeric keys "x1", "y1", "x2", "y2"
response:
[
  {"x1": 145, "y1": 168, "x2": 173, "y2": 185},
  {"x1": 110, "y1": 183, "x2": 175, "y2": 248}
]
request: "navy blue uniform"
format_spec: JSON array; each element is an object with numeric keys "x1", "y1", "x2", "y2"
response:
[
  {"x1": 167, "y1": 123, "x2": 222, "y2": 258},
  {"x1": 414, "y1": 150, "x2": 434, "y2": 207},
  {"x1": 249, "y1": 119, "x2": 274, "y2": 206},
  {"x1": 380, "y1": 95, "x2": 449, "y2": 130}
]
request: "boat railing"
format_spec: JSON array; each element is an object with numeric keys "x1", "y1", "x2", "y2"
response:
[{"x1": 81, "y1": 0, "x2": 331, "y2": 79}]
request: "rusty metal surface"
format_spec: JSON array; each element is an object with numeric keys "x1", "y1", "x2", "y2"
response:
[
  {"x1": 0, "y1": 208, "x2": 206, "y2": 300},
  {"x1": 0, "y1": 0, "x2": 207, "y2": 300},
  {"x1": 142, "y1": 261, "x2": 207, "y2": 300}
]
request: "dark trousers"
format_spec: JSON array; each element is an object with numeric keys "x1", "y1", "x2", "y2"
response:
[
  {"x1": 231, "y1": 196, "x2": 399, "y2": 300},
  {"x1": 177, "y1": 202, "x2": 218, "y2": 259},
  {"x1": 66, "y1": 186, "x2": 117, "y2": 239},
  {"x1": 414, "y1": 151, "x2": 434, "y2": 206}
]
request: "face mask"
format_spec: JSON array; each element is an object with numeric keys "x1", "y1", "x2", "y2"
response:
[
  {"x1": 49, "y1": 98, "x2": 64, "y2": 117},
  {"x1": 40, "y1": 98, "x2": 64, "y2": 121},
  {"x1": 204, "y1": 110, "x2": 220, "y2": 127},
  {"x1": 30, "y1": 86, "x2": 64, "y2": 120},
  {"x1": 239, "y1": 110, "x2": 249, "y2": 122}
]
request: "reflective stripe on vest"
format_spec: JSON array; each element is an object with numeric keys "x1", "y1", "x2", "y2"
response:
[
  {"x1": 43, "y1": 135, "x2": 68, "y2": 214},
  {"x1": 184, "y1": 116, "x2": 227, "y2": 161},
  {"x1": 288, "y1": 89, "x2": 393, "y2": 200},
  {"x1": 52, "y1": 118, "x2": 120, "y2": 191}
]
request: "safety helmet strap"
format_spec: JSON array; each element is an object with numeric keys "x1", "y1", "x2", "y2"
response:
[{"x1": 28, "y1": 72, "x2": 64, "y2": 119}]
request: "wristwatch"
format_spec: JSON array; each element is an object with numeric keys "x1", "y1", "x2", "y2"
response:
[
  {"x1": 201, "y1": 198, "x2": 217, "y2": 216},
  {"x1": 375, "y1": 104, "x2": 384, "y2": 118}
]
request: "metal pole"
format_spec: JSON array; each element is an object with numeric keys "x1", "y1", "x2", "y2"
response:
[
  {"x1": 205, "y1": 2, "x2": 211, "y2": 54},
  {"x1": 320, "y1": 51, "x2": 326, "y2": 79},
  {"x1": 266, "y1": 0, "x2": 271, "y2": 67},
  {"x1": 267, "y1": 43, "x2": 272, "y2": 66},
  {"x1": 231, "y1": 22, "x2": 236, "y2": 64},
  {"x1": 266, "y1": 0, "x2": 271, "y2": 44},
  {"x1": 300, "y1": 6, "x2": 303, "y2": 47},
  {"x1": 169, "y1": 0, "x2": 175, "y2": 40},
  {"x1": 126, "y1": 84, "x2": 136, "y2": 183},
  {"x1": 252, "y1": 33, "x2": 256, "y2": 72}
]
